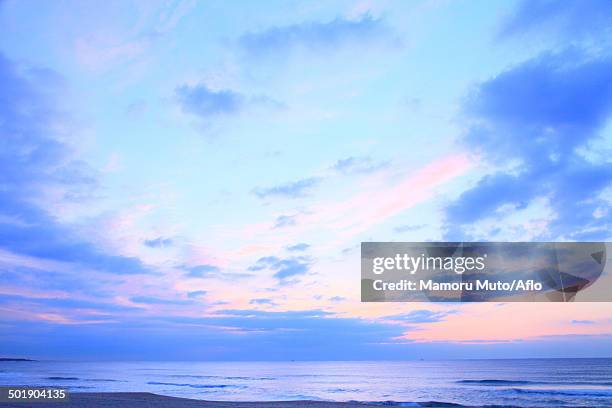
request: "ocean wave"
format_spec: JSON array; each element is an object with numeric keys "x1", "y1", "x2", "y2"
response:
[
  {"x1": 457, "y1": 379, "x2": 533, "y2": 385},
  {"x1": 136, "y1": 368, "x2": 175, "y2": 371},
  {"x1": 168, "y1": 374, "x2": 222, "y2": 379},
  {"x1": 146, "y1": 381, "x2": 242, "y2": 389},
  {"x1": 459, "y1": 379, "x2": 612, "y2": 387},
  {"x1": 512, "y1": 388, "x2": 612, "y2": 397},
  {"x1": 359, "y1": 401, "x2": 470, "y2": 407},
  {"x1": 169, "y1": 374, "x2": 274, "y2": 380},
  {"x1": 361, "y1": 402, "x2": 525, "y2": 408},
  {"x1": 327, "y1": 388, "x2": 361, "y2": 393},
  {"x1": 285, "y1": 374, "x2": 365, "y2": 378},
  {"x1": 46, "y1": 376, "x2": 79, "y2": 380}
]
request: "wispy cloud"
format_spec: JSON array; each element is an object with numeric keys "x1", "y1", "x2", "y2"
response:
[
  {"x1": 571, "y1": 319, "x2": 595, "y2": 325},
  {"x1": 332, "y1": 156, "x2": 389, "y2": 175},
  {"x1": 286, "y1": 243, "x2": 310, "y2": 252},
  {"x1": 143, "y1": 237, "x2": 173, "y2": 248},
  {"x1": 187, "y1": 290, "x2": 207, "y2": 299},
  {"x1": 273, "y1": 214, "x2": 298, "y2": 228},
  {"x1": 176, "y1": 84, "x2": 244, "y2": 117},
  {"x1": 248, "y1": 256, "x2": 312, "y2": 283},
  {"x1": 253, "y1": 177, "x2": 321, "y2": 199},
  {"x1": 394, "y1": 224, "x2": 426, "y2": 233},
  {"x1": 387, "y1": 309, "x2": 458, "y2": 324},
  {"x1": 305, "y1": 155, "x2": 472, "y2": 242},
  {"x1": 499, "y1": 0, "x2": 612, "y2": 40},
  {"x1": 130, "y1": 296, "x2": 194, "y2": 305},
  {"x1": 238, "y1": 14, "x2": 396, "y2": 59},
  {"x1": 250, "y1": 298, "x2": 276, "y2": 306},
  {"x1": 235, "y1": 154, "x2": 472, "y2": 252},
  {"x1": 175, "y1": 83, "x2": 285, "y2": 120},
  {"x1": 182, "y1": 264, "x2": 220, "y2": 278},
  {"x1": 73, "y1": 0, "x2": 196, "y2": 72}
]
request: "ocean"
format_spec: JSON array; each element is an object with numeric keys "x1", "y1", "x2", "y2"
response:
[{"x1": 1, "y1": 359, "x2": 611, "y2": 407}]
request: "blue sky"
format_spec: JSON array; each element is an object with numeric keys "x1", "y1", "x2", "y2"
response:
[{"x1": 0, "y1": 0, "x2": 611, "y2": 360}]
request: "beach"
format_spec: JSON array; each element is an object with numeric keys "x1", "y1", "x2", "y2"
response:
[{"x1": 0, "y1": 393, "x2": 382, "y2": 408}]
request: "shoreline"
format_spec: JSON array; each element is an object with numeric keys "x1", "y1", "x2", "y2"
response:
[
  {"x1": 0, "y1": 393, "x2": 387, "y2": 408},
  {"x1": 0, "y1": 392, "x2": 478, "y2": 408}
]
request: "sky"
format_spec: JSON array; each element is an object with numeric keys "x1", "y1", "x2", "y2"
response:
[{"x1": 0, "y1": 0, "x2": 611, "y2": 360}]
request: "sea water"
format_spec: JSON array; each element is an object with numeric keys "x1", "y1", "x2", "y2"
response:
[{"x1": 1, "y1": 359, "x2": 611, "y2": 407}]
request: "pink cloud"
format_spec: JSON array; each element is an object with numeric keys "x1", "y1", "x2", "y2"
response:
[
  {"x1": 230, "y1": 153, "x2": 473, "y2": 256},
  {"x1": 307, "y1": 153, "x2": 472, "y2": 239}
]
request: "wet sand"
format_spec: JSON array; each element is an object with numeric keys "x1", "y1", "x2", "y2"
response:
[{"x1": 0, "y1": 392, "x2": 383, "y2": 408}]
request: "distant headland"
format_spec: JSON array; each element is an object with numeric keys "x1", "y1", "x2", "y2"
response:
[{"x1": 0, "y1": 358, "x2": 35, "y2": 362}]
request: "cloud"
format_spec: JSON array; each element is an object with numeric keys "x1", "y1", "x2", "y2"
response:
[
  {"x1": 571, "y1": 319, "x2": 595, "y2": 325},
  {"x1": 0, "y1": 309, "x2": 414, "y2": 360},
  {"x1": 238, "y1": 14, "x2": 395, "y2": 58},
  {"x1": 239, "y1": 154, "x2": 471, "y2": 248},
  {"x1": 0, "y1": 293, "x2": 141, "y2": 314},
  {"x1": 180, "y1": 263, "x2": 252, "y2": 281},
  {"x1": 73, "y1": 1, "x2": 197, "y2": 72},
  {"x1": 272, "y1": 260, "x2": 309, "y2": 280},
  {"x1": 143, "y1": 237, "x2": 173, "y2": 248},
  {"x1": 249, "y1": 298, "x2": 275, "y2": 305},
  {"x1": 5, "y1": 313, "x2": 612, "y2": 359},
  {"x1": 446, "y1": 51, "x2": 612, "y2": 240},
  {"x1": 0, "y1": 262, "x2": 117, "y2": 298},
  {"x1": 394, "y1": 224, "x2": 426, "y2": 233},
  {"x1": 0, "y1": 53, "x2": 151, "y2": 276},
  {"x1": 247, "y1": 256, "x2": 279, "y2": 272},
  {"x1": 332, "y1": 156, "x2": 389, "y2": 175},
  {"x1": 500, "y1": 0, "x2": 612, "y2": 40},
  {"x1": 286, "y1": 243, "x2": 310, "y2": 252},
  {"x1": 175, "y1": 83, "x2": 285, "y2": 120},
  {"x1": 130, "y1": 296, "x2": 194, "y2": 306},
  {"x1": 6, "y1": 305, "x2": 609, "y2": 360},
  {"x1": 176, "y1": 84, "x2": 243, "y2": 118},
  {"x1": 187, "y1": 290, "x2": 207, "y2": 299},
  {"x1": 273, "y1": 214, "x2": 297, "y2": 228},
  {"x1": 328, "y1": 296, "x2": 346, "y2": 302},
  {"x1": 248, "y1": 256, "x2": 311, "y2": 282},
  {"x1": 74, "y1": 36, "x2": 150, "y2": 73},
  {"x1": 182, "y1": 264, "x2": 220, "y2": 278},
  {"x1": 126, "y1": 100, "x2": 147, "y2": 117},
  {"x1": 388, "y1": 309, "x2": 457, "y2": 324},
  {"x1": 253, "y1": 177, "x2": 321, "y2": 199}
]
